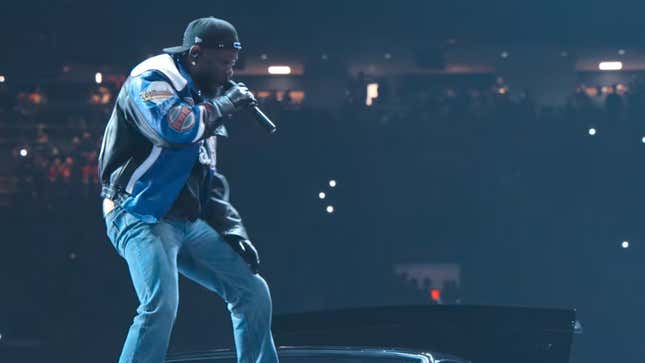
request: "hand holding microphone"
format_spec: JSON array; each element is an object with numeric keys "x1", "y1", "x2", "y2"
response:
[
  {"x1": 224, "y1": 81, "x2": 257, "y2": 110},
  {"x1": 225, "y1": 80, "x2": 277, "y2": 134},
  {"x1": 211, "y1": 81, "x2": 256, "y2": 115},
  {"x1": 210, "y1": 81, "x2": 277, "y2": 133}
]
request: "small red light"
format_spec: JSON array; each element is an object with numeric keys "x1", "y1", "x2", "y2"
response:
[{"x1": 430, "y1": 289, "x2": 441, "y2": 301}]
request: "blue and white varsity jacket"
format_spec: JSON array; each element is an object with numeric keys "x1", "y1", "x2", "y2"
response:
[{"x1": 98, "y1": 54, "x2": 248, "y2": 240}]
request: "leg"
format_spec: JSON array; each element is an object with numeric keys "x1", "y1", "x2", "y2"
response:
[
  {"x1": 107, "y1": 208, "x2": 183, "y2": 363},
  {"x1": 177, "y1": 219, "x2": 279, "y2": 363}
]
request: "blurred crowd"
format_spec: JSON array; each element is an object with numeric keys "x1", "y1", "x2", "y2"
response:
[
  {"x1": 1, "y1": 72, "x2": 642, "y2": 211},
  {"x1": 12, "y1": 127, "x2": 100, "y2": 203},
  {"x1": 0, "y1": 73, "x2": 645, "y2": 208}
]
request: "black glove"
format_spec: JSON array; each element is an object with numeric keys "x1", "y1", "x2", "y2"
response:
[
  {"x1": 212, "y1": 82, "x2": 256, "y2": 115},
  {"x1": 224, "y1": 236, "x2": 260, "y2": 274}
]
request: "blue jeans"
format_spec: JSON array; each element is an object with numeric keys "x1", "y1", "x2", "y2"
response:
[{"x1": 104, "y1": 205, "x2": 279, "y2": 363}]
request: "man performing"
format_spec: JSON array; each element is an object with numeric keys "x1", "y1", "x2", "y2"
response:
[{"x1": 97, "y1": 17, "x2": 279, "y2": 363}]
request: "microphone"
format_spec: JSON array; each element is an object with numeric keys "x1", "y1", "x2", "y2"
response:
[{"x1": 227, "y1": 80, "x2": 277, "y2": 134}]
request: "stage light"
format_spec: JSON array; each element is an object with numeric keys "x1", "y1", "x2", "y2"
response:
[
  {"x1": 321, "y1": 53, "x2": 328, "y2": 60},
  {"x1": 267, "y1": 66, "x2": 291, "y2": 75},
  {"x1": 329, "y1": 180, "x2": 337, "y2": 188},
  {"x1": 500, "y1": 51, "x2": 509, "y2": 59},
  {"x1": 618, "y1": 49, "x2": 626, "y2": 56},
  {"x1": 260, "y1": 54, "x2": 268, "y2": 60},
  {"x1": 326, "y1": 205, "x2": 334, "y2": 213},
  {"x1": 622, "y1": 241, "x2": 629, "y2": 249},
  {"x1": 641, "y1": 137, "x2": 645, "y2": 144},
  {"x1": 318, "y1": 192, "x2": 326, "y2": 199},
  {"x1": 588, "y1": 128, "x2": 596, "y2": 136},
  {"x1": 430, "y1": 289, "x2": 441, "y2": 302},
  {"x1": 95, "y1": 72, "x2": 103, "y2": 84},
  {"x1": 384, "y1": 53, "x2": 392, "y2": 59},
  {"x1": 598, "y1": 61, "x2": 622, "y2": 71},
  {"x1": 366, "y1": 83, "x2": 379, "y2": 106},
  {"x1": 0, "y1": 75, "x2": 5, "y2": 83},
  {"x1": 19, "y1": 148, "x2": 28, "y2": 157}
]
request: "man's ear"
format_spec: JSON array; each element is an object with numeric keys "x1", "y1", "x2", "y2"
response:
[{"x1": 189, "y1": 45, "x2": 202, "y2": 59}]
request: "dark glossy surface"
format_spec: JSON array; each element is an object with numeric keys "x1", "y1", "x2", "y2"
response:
[
  {"x1": 272, "y1": 305, "x2": 576, "y2": 363},
  {"x1": 165, "y1": 346, "x2": 444, "y2": 363}
]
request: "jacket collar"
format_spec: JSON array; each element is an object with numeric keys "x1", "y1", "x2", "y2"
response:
[{"x1": 130, "y1": 54, "x2": 188, "y2": 91}]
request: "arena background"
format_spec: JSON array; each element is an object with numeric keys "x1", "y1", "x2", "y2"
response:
[{"x1": 1, "y1": 1, "x2": 644, "y2": 362}]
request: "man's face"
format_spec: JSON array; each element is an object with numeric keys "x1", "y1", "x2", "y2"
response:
[{"x1": 198, "y1": 48, "x2": 239, "y2": 86}]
